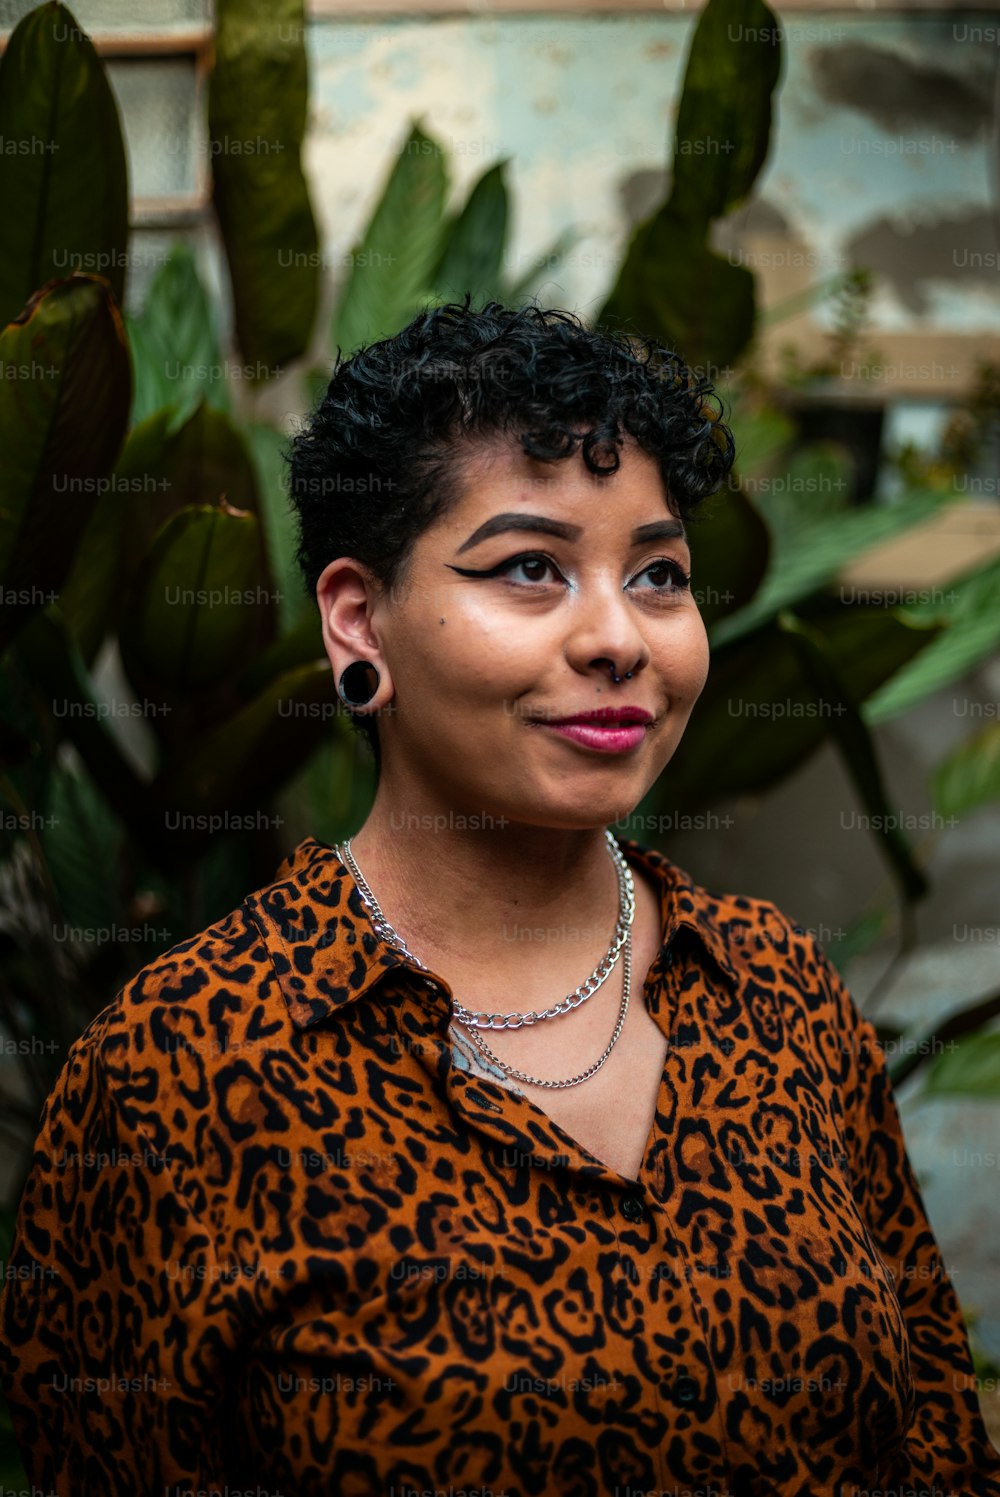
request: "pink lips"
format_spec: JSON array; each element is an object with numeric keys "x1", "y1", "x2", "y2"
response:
[{"x1": 535, "y1": 721, "x2": 648, "y2": 753}]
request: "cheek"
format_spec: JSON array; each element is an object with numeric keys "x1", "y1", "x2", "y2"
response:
[
  {"x1": 664, "y1": 612, "x2": 711, "y2": 701},
  {"x1": 402, "y1": 607, "x2": 528, "y2": 707}
]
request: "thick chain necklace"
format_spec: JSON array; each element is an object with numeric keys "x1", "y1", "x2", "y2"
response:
[
  {"x1": 335, "y1": 828, "x2": 634, "y2": 1029},
  {"x1": 461, "y1": 930, "x2": 631, "y2": 1089},
  {"x1": 333, "y1": 829, "x2": 635, "y2": 1089}
]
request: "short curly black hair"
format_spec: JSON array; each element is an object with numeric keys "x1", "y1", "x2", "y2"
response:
[{"x1": 286, "y1": 294, "x2": 736, "y2": 777}]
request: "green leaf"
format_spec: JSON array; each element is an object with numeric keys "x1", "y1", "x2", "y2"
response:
[
  {"x1": 669, "y1": 0, "x2": 782, "y2": 225},
  {"x1": 244, "y1": 420, "x2": 311, "y2": 632},
  {"x1": 595, "y1": 0, "x2": 780, "y2": 371},
  {"x1": 164, "y1": 659, "x2": 339, "y2": 811},
  {"x1": 430, "y1": 160, "x2": 510, "y2": 304},
  {"x1": 119, "y1": 503, "x2": 264, "y2": 699},
  {"x1": 728, "y1": 399, "x2": 796, "y2": 483},
  {"x1": 598, "y1": 207, "x2": 756, "y2": 374},
  {"x1": 332, "y1": 120, "x2": 449, "y2": 355},
  {"x1": 933, "y1": 721, "x2": 1000, "y2": 820},
  {"x1": 864, "y1": 560, "x2": 1000, "y2": 725},
  {"x1": 711, "y1": 487, "x2": 956, "y2": 647},
  {"x1": 235, "y1": 588, "x2": 323, "y2": 699},
  {"x1": 8, "y1": 605, "x2": 157, "y2": 848},
  {"x1": 779, "y1": 609, "x2": 927, "y2": 903},
  {"x1": 122, "y1": 399, "x2": 270, "y2": 582},
  {"x1": 0, "y1": 274, "x2": 131, "y2": 653},
  {"x1": 826, "y1": 907, "x2": 892, "y2": 975},
  {"x1": 126, "y1": 243, "x2": 227, "y2": 428},
  {"x1": 60, "y1": 383, "x2": 231, "y2": 667},
  {"x1": 0, "y1": 2, "x2": 128, "y2": 326},
  {"x1": 664, "y1": 603, "x2": 945, "y2": 807},
  {"x1": 748, "y1": 441, "x2": 855, "y2": 535},
  {"x1": 55, "y1": 475, "x2": 130, "y2": 667},
  {"x1": 501, "y1": 226, "x2": 585, "y2": 305},
  {"x1": 303, "y1": 365, "x2": 329, "y2": 412},
  {"x1": 209, "y1": 0, "x2": 320, "y2": 373},
  {"x1": 38, "y1": 762, "x2": 123, "y2": 936},
  {"x1": 923, "y1": 1031, "x2": 1000, "y2": 1100},
  {"x1": 688, "y1": 478, "x2": 770, "y2": 630}
]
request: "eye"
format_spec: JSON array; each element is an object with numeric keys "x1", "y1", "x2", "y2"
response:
[
  {"x1": 634, "y1": 558, "x2": 692, "y2": 593},
  {"x1": 496, "y1": 552, "x2": 563, "y2": 585}
]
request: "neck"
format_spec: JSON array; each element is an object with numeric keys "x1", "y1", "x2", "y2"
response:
[{"x1": 344, "y1": 789, "x2": 625, "y2": 983}]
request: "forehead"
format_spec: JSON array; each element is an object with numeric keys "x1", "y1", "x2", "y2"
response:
[{"x1": 450, "y1": 431, "x2": 677, "y2": 517}]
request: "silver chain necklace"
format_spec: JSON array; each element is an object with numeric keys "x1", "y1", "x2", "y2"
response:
[
  {"x1": 333, "y1": 829, "x2": 635, "y2": 1088},
  {"x1": 335, "y1": 828, "x2": 634, "y2": 1029},
  {"x1": 461, "y1": 931, "x2": 631, "y2": 1089}
]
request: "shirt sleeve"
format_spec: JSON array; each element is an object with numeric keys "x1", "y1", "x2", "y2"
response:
[
  {"x1": 0, "y1": 1012, "x2": 243, "y2": 1495},
  {"x1": 813, "y1": 937, "x2": 1000, "y2": 1494}
]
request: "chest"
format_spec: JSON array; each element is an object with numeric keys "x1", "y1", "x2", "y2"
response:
[
  {"x1": 456, "y1": 869, "x2": 671, "y2": 1182},
  {"x1": 516, "y1": 1003, "x2": 671, "y2": 1180}
]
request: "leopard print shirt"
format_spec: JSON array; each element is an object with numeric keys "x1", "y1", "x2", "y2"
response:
[{"x1": 1, "y1": 834, "x2": 998, "y2": 1496}]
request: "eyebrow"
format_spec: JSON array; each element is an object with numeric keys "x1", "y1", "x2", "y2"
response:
[{"x1": 453, "y1": 512, "x2": 688, "y2": 555}]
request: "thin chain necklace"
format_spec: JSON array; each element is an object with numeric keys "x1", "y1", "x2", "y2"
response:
[
  {"x1": 335, "y1": 828, "x2": 635, "y2": 1029},
  {"x1": 462, "y1": 931, "x2": 631, "y2": 1089}
]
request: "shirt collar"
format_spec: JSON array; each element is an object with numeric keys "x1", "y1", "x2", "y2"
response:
[{"x1": 242, "y1": 834, "x2": 742, "y2": 1032}]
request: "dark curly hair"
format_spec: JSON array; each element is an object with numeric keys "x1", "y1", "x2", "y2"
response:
[{"x1": 286, "y1": 294, "x2": 736, "y2": 776}]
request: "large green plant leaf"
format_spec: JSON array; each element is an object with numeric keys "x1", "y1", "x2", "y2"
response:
[
  {"x1": 163, "y1": 658, "x2": 339, "y2": 811},
  {"x1": 38, "y1": 761, "x2": 123, "y2": 938},
  {"x1": 864, "y1": 559, "x2": 1000, "y2": 725},
  {"x1": 669, "y1": 0, "x2": 782, "y2": 225},
  {"x1": 933, "y1": 721, "x2": 1000, "y2": 820},
  {"x1": 0, "y1": 274, "x2": 131, "y2": 653},
  {"x1": 119, "y1": 503, "x2": 265, "y2": 699},
  {"x1": 125, "y1": 242, "x2": 227, "y2": 428},
  {"x1": 58, "y1": 405, "x2": 190, "y2": 662},
  {"x1": 727, "y1": 398, "x2": 796, "y2": 483},
  {"x1": 747, "y1": 441, "x2": 855, "y2": 536},
  {"x1": 430, "y1": 160, "x2": 510, "y2": 303},
  {"x1": 661, "y1": 602, "x2": 944, "y2": 807},
  {"x1": 0, "y1": 3, "x2": 128, "y2": 327},
  {"x1": 711, "y1": 488, "x2": 957, "y2": 647},
  {"x1": 235, "y1": 606, "x2": 324, "y2": 699},
  {"x1": 688, "y1": 479, "x2": 770, "y2": 630},
  {"x1": 780, "y1": 610, "x2": 927, "y2": 903},
  {"x1": 126, "y1": 399, "x2": 270, "y2": 587},
  {"x1": 209, "y1": 0, "x2": 320, "y2": 373},
  {"x1": 922, "y1": 1031, "x2": 1000, "y2": 1099},
  {"x1": 599, "y1": 207, "x2": 756, "y2": 373},
  {"x1": 9, "y1": 606, "x2": 155, "y2": 845},
  {"x1": 597, "y1": 0, "x2": 780, "y2": 370},
  {"x1": 332, "y1": 121, "x2": 449, "y2": 355},
  {"x1": 59, "y1": 398, "x2": 276, "y2": 663},
  {"x1": 245, "y1": 421, "x2": 311, "y2": 632}
]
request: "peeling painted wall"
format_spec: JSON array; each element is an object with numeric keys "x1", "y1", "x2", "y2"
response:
[{"x1": 304, "y1": 13, "x2": 999, "y2": 337}]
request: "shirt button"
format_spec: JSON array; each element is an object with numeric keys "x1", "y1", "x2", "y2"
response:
[
  {"x1": 673, "y1": 1374, "x2": 699, "y2": 1405},
  {"x1": 620, "y1": 1192, "x2": 648, "y2": 1222}
]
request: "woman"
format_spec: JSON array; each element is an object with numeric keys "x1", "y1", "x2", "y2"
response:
[{"x1": 1, "y1": 298, "x2": 998, "y2": 1496}]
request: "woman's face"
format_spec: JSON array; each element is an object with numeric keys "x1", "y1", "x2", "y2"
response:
[{"x1": 320, "y1": 435, "x2": 711, "y2": 829}]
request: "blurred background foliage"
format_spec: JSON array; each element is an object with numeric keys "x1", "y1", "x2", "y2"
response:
[{"x1": 2, "y1": 0, "x2": 1000, "y2": 1210}]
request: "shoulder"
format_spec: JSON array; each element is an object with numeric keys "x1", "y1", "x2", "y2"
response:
[
  {"x1": 58, "y1": 872, "x2": 299, "y2": 1152},
  {"x1": 620, "y1": 833, "x2": 841, "y2": 992},
  {"x1": 619, "y1": 834, "x2": 865, "y2": 1072},
  {"x1": 97, "y1": 900, "x2": 277, "y2": 1054}
]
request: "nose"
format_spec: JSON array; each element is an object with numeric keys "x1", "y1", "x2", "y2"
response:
[{"x1": 565, "y1": 580, "x2": 649, "y2": 682}]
